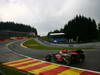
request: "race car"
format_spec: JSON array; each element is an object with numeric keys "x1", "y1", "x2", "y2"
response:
[{"x1": 45, "y1": 49, "x2": 85, "y2": 65}]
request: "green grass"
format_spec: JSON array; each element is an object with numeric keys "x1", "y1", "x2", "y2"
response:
[
  {"x1": 0, "y1": 64, "x2": 29, "y2": 75},
  {"x1": 23, "y1": 39, "x2": 80, "y2": 50}
]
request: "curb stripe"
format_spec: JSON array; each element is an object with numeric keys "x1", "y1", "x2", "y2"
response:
[
  {"x1": 58, "y1": 68, "x2": 83, "y2": 75},
  {"x1": 40, "y1": 66, "x2": 70, "y2": 75},
  {"x1": 3, "y1": 58, "x2": 32, "y2": 65},
  {"x1": 3, "y1": 58, "x2": 100, "y2": 75},
  {"x1": 8, "y1": 59, "x2": 38, "y2": 67},
  {"x1": 17, "y1": 62, "x2": 44, "y2": 69},
  {"x1": 23, "y1": 62, "x2": 51, "y2": 71},
  {"x1": 14, "y1": 60, "x2": 39, "y2": 67},
  {"x1": 29, "y1": 64, "x2": 59, "y2": 75}
]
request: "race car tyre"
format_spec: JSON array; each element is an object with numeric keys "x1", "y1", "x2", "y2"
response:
[
  {"x1": 78, "y1": 54, "x2": 85, "y2": 63},
  {"x1": 45, "y1": 54, "x2": 52, "y2": 62},
  {"x1": 63, "y1": 57, "x2": 71, "y2": 65},
  {"x1": 45, "y1": 54, "x2": 56, "y2": 63}
]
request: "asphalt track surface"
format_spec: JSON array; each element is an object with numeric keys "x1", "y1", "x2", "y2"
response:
[
  {"x1": 0, "y1": 40, "x2": 100, "y2": 72},
  {"x1": 0, "y1": 41, "x2": 25, "y2": 62}
]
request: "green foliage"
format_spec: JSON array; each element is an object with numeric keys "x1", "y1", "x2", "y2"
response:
[
  {"x1": 0, "y1": 21, "x2": 37, "y2": 35},
  {"x1": 24, "y1": 39, "x2": 66, "y2": 50},
  {"x1": 97, "y1": 23, "x2": 100, "y2": 40},
  {"x1": 24, "y1": 39, "x2": 93, "y2": 50},
  {"x1": 98, "y1": 23, "x2": 100, "y2": 32},
  {"x1": 47, "y1": 30, "x2": 60, "y2": 36},
  {"x1": 65, "y1": 15, "x2": 98, "y2": 42},
  {"x1": 47, "y1": 29, "x2": 64, "y2": 36},
  {"x1": 47, "y1": 15, "x2": 98, "y2": 42}
]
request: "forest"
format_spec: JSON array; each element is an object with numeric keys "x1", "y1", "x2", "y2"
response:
[
  {"x1": 0, "y1": 21, "x2": 37, "y2": 35},
  {"x1": 48, "y1": 15, "x2": 100, "y2": 42}
]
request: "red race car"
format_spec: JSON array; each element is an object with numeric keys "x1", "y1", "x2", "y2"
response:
[{"x1": 45, "y1": 49, "x2": 85, "y2": 65}]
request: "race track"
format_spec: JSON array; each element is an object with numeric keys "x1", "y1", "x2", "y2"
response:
[{"x1": 0, "y1": 39, "x2": 100, "y2": 72}]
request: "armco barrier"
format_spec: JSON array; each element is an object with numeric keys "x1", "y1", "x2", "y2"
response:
[{"x1": 2, "y1": 58, "x2": 100, "y2": 75}]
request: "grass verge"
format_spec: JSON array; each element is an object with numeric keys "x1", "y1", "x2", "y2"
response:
[{"x1": 23, "y1": 39, "x2": 80, "y2": 50}]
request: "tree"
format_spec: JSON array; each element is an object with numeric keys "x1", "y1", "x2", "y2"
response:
[
  {"x1": 97, "y1": 23, "x2": 100, "y2": 39},
  {"x1": 47, "y1": 29, "x2": 60, "y2": 36},
  {"x1": 64, "y1": 15, "x2": 98, "y2": 42},
  {"x1": 98, "y1": 23, "x2": 100, "y2": 32},
  {"x1": 0, "y1": 21, "x2": 37, "y2": 35}
]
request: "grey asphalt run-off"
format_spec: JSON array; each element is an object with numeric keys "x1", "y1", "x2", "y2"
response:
[
  {"x1": 6, "y1": 39, "x2": 100, "y2": 72},
  {"x1": 0, "y1": 41, "x2": 25, "y2": 62}
]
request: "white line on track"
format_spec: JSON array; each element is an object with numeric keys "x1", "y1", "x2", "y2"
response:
[{"x1": 20, "y1": 41, "x2": 28, "y2": 48}]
